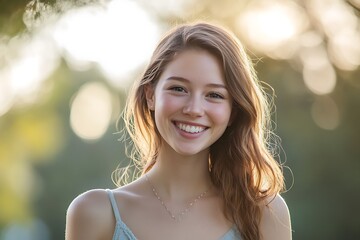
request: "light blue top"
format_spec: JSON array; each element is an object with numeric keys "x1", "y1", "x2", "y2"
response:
[{"x1": 106, "y1": 189, "x2": 242, "y2": 240}]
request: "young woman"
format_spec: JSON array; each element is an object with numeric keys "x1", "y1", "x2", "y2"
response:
[{"x1": 65, "y1": 22, "x2": 291, "y2": 240}]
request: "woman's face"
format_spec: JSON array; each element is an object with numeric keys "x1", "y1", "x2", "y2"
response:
[{"x1": 147, "y1": 49, "x2": 233, "y2": 156}]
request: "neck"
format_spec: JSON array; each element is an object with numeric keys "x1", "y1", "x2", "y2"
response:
[{"x1": 146, "y1": 147, "x2": 212, "y2": 201}]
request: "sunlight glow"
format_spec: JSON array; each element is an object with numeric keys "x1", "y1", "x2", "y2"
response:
[
  {"x1": 53, "y1": 6, "x2": 106, "y2": 64},
  {"x1": 0, "y1": 77, "x2": 14, "y2": 117},
  {"x1": 9, "y1": 55, "x2": 45, "y2": 98},
  {"x1": 53, "y1": 0, "x2": 159, "y2": 88},
  {"x1": 70, "y1": 82, "x2": 113, "y2": 140},
  {"x1": 236, "y1": 0, "x2": 307, "y2": 58},
  {"x1": 0, "y1": 34, "x2": 59, "y2": 115},
  {"x1": 138, "y1": 0, "x2": 199, "y2": 18}
]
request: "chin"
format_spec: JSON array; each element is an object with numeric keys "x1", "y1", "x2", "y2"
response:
[{"x1": 173, "y1": 147, "x2": 209, "y2": 157}]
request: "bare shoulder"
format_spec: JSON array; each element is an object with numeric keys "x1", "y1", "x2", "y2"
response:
[
  {"x1": 259, "y1": 194, "x2": 292, "y2": 240},
  {"x1": 65, "y1": 189, "x2": 114, "y2": 240}
]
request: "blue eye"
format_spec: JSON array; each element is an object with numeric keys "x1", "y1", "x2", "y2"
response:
[{"x1": 208, "y1": 92, "x2": 224, "y2": 99}]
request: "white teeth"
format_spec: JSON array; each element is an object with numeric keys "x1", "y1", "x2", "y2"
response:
[{"x1": 177, "y1": 123, "x2": 205, "y2": 133}]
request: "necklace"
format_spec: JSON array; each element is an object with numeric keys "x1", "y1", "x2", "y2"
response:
[{"x1": 145, "y1": 174, "x2": 209, "y2": 221}]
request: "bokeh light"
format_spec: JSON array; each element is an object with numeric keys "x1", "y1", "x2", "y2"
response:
[
  {"x1": 52, "y1": 0, "x2": 160, "y2": 88},
  {"x1": 236, "y1": 0, "x2": 307, "y2": 59},
  {"x1": 307, "y1": 0, "x2": 360, "y2": 71},
  {"x1": 328, "y1": 29, "x2": 360, "y2": 71},
  {"x1": 139, "y1": 0, "x2": 199, "y2": 18},
  {"x1": 70, "y1": 82, "x2": 114, "y2": 140},
  {"x1": 303, "y1": 60, "x2": 337, "y2": 95},
  {"x1": 0, "y1": 33, "x2": 59, "y2": 116}
]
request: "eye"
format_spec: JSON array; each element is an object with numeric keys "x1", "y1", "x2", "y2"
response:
[
  {"x1": 169, "y1": 86, "x2": 186, "y2": 93},
  {"x1": 207, "y1": 92, "x2": 224, "y2": 99}
]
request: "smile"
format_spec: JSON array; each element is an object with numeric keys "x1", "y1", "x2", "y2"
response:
[{"x1": 175, "y1": 122, "x2": 207, "y2": 134}]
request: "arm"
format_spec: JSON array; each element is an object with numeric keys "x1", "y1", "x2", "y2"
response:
[
  {"x1": 65, "y1": 190, "x2": 112, "y2": 240},
  {"x1": 259, "y1": 194, "x2": 292, "y2": 240}
]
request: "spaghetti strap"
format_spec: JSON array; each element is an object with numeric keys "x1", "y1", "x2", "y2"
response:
[
  {"x1": 105, "y1": 189, "x2": 138, "y2": 239},
  {"x1": 106, "y1": 189, "x2": 122, "y2": 222}
]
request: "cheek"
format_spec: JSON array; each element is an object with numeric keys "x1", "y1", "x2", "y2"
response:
[
  {"x1": 154, "y1": 95, "x2": 184, "y2": 118},
  {"x1": 209, "y1": 104, "x2": 232, "y2": 125}
]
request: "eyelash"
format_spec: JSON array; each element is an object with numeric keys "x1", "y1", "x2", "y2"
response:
[
  {"x1": 170, "y1": 86, "x2": 186, "y2": 92},
  {"x1": 168, "y1": 86, "x2": 225, "y2": 100},
  {"x1": 207, "y1": 92, "x2": 224, "y2": 99}
]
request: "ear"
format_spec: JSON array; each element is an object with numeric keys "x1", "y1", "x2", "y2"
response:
[{"x1": 145, "y1": 84, "x2": 155, "y2": 111}]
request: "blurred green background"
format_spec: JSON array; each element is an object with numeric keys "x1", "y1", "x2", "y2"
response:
[{"x1": 0, "y1": 0, "x2": 359, "y2": 239}]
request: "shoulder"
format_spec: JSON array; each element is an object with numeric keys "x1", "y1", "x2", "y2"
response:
[
  {"x1": 259, "y1": 194, "x2": 292, "y2": 240},
  {"x1": 65, "y1": 189, "x2": 114, "y2": 240},
  {"x1": 67, "y1": 189, "x2": 111, "y2": 219}
]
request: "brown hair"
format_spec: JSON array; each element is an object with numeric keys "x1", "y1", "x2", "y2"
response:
[{"x1": 120, "y1": 22, "x2": 284, "y2": 240}]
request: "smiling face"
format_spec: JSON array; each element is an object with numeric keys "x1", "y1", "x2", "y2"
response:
[{"x1": 146, "y1": 49, "x2": 233, "y2": 157}]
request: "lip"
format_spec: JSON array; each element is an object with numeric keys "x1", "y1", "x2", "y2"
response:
[
  {"x1": 173, "y1": 120, "x2": 208, "y2": 128},
  {"x1": 172, "y1": 121, "x2": 209, "y2": 138}
]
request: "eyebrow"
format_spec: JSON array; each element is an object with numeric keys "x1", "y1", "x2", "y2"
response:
[{"x1": 166, "y1": 76, "x2": 227, "y2": 89}]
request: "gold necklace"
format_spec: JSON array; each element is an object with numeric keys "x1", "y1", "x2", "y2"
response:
[{"x1": 145, "y1": 174, "x2": 209, "y2": 221}]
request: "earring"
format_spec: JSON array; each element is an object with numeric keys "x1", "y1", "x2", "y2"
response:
[
  {"x1": 147, "y1": 101, "x2": 154, "y2": 111},
  {"x1": 208, "y1": 158, "x2": 212, "y2": 172}
]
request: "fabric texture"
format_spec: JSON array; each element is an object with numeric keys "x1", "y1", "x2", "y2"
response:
[{"x1": 106, "y1": 189, "x2": 242, "y2": 240}]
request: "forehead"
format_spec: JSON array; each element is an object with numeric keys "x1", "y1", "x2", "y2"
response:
[{"x1": 159, "y1": 49, "x2": 225, "y2": 85}]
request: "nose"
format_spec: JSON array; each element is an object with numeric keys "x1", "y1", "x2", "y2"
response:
[{"x1": 183, "y1": 95, "x2": 204, "y2": 117}]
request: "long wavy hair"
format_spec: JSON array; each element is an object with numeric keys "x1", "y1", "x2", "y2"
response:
[{"x1": 119, "y1": 22, "x2": 285, "y2": 240}]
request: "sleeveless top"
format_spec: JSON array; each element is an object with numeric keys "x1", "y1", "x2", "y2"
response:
[{"x1": 106, "y1": 189, "x2": 242, "y2": 240}]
